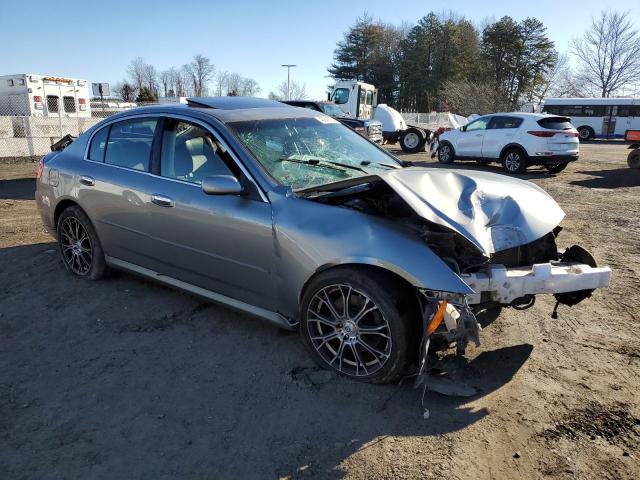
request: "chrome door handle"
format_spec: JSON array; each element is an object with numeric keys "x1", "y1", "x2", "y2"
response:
[
  {"x1": 79, "y1": 175, "x2": 94, "y2": 186},
  {"x1": 151, "y1": 194, "x2": 174, "y2": 208}
]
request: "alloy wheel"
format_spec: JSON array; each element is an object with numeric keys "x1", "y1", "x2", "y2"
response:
[
  {"x1": 306, "y1": 284, "x2": 392, "y2": 377},
  {"x1": 60, "y1": 217, "x2": 93, "y2": 275},
  {"x1": 439, "y1": 145, "x2": 451, "y2": 162},
  {"x1": 505, "y1": 152, "x2": 521, "y2": 172}
]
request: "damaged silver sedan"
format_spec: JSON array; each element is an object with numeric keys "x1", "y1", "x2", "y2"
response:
[{"x1": 35, "y1": 98, "x2": 611, "y2": 383}]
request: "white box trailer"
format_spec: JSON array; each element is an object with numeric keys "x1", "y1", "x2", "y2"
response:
[{"x1": 0, "y1": 74, "x2": 91, "y2": 118}]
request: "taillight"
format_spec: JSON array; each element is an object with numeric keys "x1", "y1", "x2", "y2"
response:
[
  {"x1": 34, "y1": 95, "x2": 42, "y2": 102},
  {"x1": 35, "y1": 156, "x2": 45, "y2": 179},
  {"x1": 528, "y1": 130, "x2": 579, "y2": 138},
  {"x1": 528, "y1": 131, "x2": 556, "y2": 137},
  {"x1": 78, "y1": 98, "x2": 86, "y2": 104},
  {"x1": 33, "y1": 95, "x2": 43, "y2": 110}
]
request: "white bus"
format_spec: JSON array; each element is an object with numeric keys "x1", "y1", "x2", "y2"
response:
[{"x1": 542, "y1": 97, "x2": 640, "y2": 140}]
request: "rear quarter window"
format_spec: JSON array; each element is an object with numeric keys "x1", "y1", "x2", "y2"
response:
[
  {"x1": 538, "y1": 117, "x2": 574, "y2": 130},
  {"x1": 88, "y1": 125, "x2": 110, "y2": 161}
]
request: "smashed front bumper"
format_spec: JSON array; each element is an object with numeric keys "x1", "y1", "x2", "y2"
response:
[{"x1": 460, "y1": 262, "x2": 612, "y2": 305}]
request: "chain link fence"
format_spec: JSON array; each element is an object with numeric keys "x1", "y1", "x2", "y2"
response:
[{"x1": 0, "y1": 96, "x2": 141, "y2": 159}]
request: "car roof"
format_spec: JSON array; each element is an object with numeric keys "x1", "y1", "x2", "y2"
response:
[
  {"x1": 478, "y1": 112, "x2": 558, "y2": 120},
  {"x1": 99, "y1": 97, "x2": 328, "y2": 124}
]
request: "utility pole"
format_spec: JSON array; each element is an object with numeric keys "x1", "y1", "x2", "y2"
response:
[{"x1": 281, "y1": 64, "x2": 296, "y2": 100}]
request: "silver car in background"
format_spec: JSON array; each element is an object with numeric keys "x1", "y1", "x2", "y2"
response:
[{"x1": 35, "y1": 97, "x2": 611, "y2": 383}]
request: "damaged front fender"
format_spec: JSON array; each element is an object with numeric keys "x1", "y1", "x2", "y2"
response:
[{"x1": 268, "y1": 189, "x2": 473, "y2": 318}]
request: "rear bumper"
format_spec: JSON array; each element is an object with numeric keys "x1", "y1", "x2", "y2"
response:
[
  {"x1": 529, "y1": 154, "x2": 579, "y2": 165},
  {"x1": 460, "y1": 262, "x2": 611, "y2": 305}
]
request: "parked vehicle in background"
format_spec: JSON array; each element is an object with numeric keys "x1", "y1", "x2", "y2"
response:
[
  {"x1": 625, "y1": 129, "x2": 640, "y2": 169},
  {"x1": 35, "y1": 98, "x2": 610, "y2": 383},
  {"x1": 542, "y1": 97, "x2": 640, "y2": 141},
  {"x1": 437, "y1": 113, "x2": 579, "y2": 174},
  {"x1": 0, "y1": 74, "x2": 91, "y2": 117},
  {"x1": 329, "y1": 80, "x2": 433, "y2": 153},
  {"x1": 283, "y1": 100, "x2": 383, "y2": 143}
]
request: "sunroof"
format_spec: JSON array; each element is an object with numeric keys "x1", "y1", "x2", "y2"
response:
[{"x1": 186, "y1": 97, "x2": 287, "y2": 110}]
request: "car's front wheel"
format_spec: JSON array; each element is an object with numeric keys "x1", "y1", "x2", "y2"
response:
[
  {"x1": 438, "y1": 142, "x2": 455, "y2": 164},
  {"x1": 57, "y1": 205, "x2": 106, "y2": 280},
  {"x1": 300, "y1": 268, "x2": 418, "y2": 384}
]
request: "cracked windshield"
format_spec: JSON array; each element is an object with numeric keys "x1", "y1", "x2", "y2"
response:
[{"x1": 230, "y1": 117, "x2": 399, "y2": 190}]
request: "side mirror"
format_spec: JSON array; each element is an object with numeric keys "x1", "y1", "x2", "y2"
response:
[
  {"x1": 202, "y1": 175, "x2": 243, "y2": 196},
  {"x1": 461, "y1": 125, "x2": 467, "y2": 132}
]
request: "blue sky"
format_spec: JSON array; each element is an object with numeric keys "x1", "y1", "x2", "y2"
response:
[{"x1": 1, "y1": 0, "x2": 638, "y2": 99}]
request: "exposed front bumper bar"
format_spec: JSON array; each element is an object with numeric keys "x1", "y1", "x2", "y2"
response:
[{"x1": 460, "y1": 262, "x2": 612, "y2": 305}]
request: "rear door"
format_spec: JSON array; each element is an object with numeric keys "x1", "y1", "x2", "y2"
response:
[
  {"x1": 79, "y1": 117, "x2": 161, "y2": 267},
  {"x1": 481, "y1": 116, "x2": 522, "y2": 159},
  {"x1": 456, "y1": 116, "x2": 490, "y2": 157}
]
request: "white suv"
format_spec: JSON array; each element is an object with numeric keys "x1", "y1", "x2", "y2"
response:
[{"x1": 437, "y1": 113, "x2": 579, "y2": 174}]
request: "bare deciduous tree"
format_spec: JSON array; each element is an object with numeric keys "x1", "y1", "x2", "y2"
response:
[
  {"x1": 183, "y1": 54, "x2": 215, "y2": 96},
  {"x1": 268, "y1": 81, "x2": 308, "y2": 101},
  {"x1": 440, "y1": 80, "x2": 509, "y2": 116},
  {"x1": 215, "y1": 71, "x2": 229, "y2": 96},
  {"x1": 113, "y1": 81, "x2": 137, "y2": 102},
  {"x1": 571, "y1": 10, "x2": 640, "y2": 97},
  {"x1": 127, "y1": 57, "x2": 147, "y2": 91}
]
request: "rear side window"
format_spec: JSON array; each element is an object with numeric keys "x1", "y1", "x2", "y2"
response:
[
  {"x1": 538, "y1": 117, "x2": 573, "y2": 130},
  {"x1": 104, "y1": 118, "x2": 158, "y2": 171},
  {"x1": 88, "y1": 126, "x2": 110, "y2": 161},
  {"x1": 490, "y1": 116, "x2": 523, "y2": 129}
]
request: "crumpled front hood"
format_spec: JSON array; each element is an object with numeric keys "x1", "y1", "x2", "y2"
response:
[{"x1": 379, "y1": 168, "x2": 565, "y2": 256}]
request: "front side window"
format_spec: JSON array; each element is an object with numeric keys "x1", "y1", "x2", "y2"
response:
[
  {"x1": 465, "y1": 117, "x2": 490, "y2": 132},
  {"x1": 332, "y1": 88, "x2": 350, "y2": 105},
  {"x1": 365, "y1": 90, "x2": 373, "y2": 106},
  {"x1": 88, "y1": 125, "x2": 110, "y2": 161},
  {"x1": 46, "y1": 95, "x2": 59, "y2": 113},
  {"x1": 63, "y1": 96, "x2": 76, "y2": 113},
  {"x1": 104, "y1": 118, "x2": 157, "y2": 171},
  {"x1": 160, "y1": 120, "x2": 235, "y2": 184},
  {"x1": 230, "y1": 116, "x2": 400, "y2": 191}
]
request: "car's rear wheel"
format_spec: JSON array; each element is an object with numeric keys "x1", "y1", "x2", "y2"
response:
[
  {"x1": 438, "y1": 142, "x2": 455, "y2": 164},
  {"x1": 399, "y1": 127, "x2": 426, "y2": 153},
  {"x1": 578, "y1": 127, "x2": 593, "y2": 141},
  {"x1": 502, "y1": 148, "x2": 527, "y2": 174},
  {"x1": 300, "y1": 268, "x2": 418, "y2": 384},
  {"x1": 57, "y1": 205, "x2": 106, "y2": 280},
  {"x1": 545, "y1": 162, "x2": 568, "y2": 173}
]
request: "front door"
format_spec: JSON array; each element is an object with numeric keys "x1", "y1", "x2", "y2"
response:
[
  {"x1": 457, "y1": 116, "x2": 490, "y2": 157},
  {"x1": 145, "y1": 118, "x2": 275, "y2": 309}
]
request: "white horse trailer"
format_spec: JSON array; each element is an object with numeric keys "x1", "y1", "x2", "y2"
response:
[{"x1": 0, "y1": 74, "x2": 91, "y2": 118}]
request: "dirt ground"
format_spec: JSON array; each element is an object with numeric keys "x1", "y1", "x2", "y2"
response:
[{"x1": 1, "y1": 143, "x2": 639, "y2": 480}]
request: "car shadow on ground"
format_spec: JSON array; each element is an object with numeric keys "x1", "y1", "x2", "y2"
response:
[
  {"x1": 0, "y1": 241, "x2": 533, "y2": 479},
  {"x1": 570, "y1": 168, "x2": 640, "y2": 189},
  {"x1": 408, "y1": 157, "x2": 551, "y2": 180},
  {"x1": 0, "y1": 177, "x2": 36, "y2": 200}
]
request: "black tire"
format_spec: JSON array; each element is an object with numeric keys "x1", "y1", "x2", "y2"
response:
[
  {"x1": 628, "y1": 149, "x2": 640, "y2": 169},
  {"x1": 577, "y1": 127, "x2": 593, "y2": 141},
  {"x1": 502, "y1": 147, "x2": 528, "y2": 174},
  {"x1": 438, "y1": 142, "x2": 455, "y2": 164},
  {"x1": 399, "y1": 127, "x2": 427, "y2": 153},
  {"x1": 57, "y1": 205, "x2": 106, "y2": 280},
  {"x1": 545, "y1": 162, "x2": 568, "y2": 174},
  {"x1": 299, "y1": 267, "x2": 419, "y2": 384}
]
